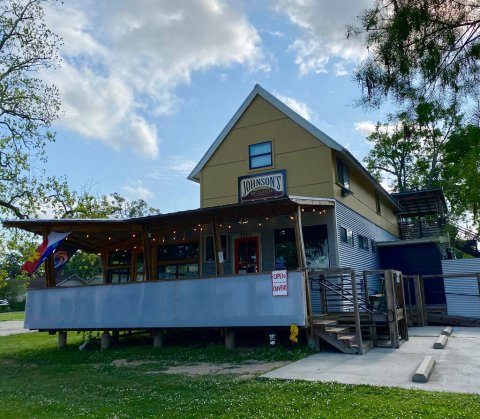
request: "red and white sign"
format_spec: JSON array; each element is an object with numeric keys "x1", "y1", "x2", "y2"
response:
[{"x1": 272, "y1": 270, "x2": 288, "y2": 296}]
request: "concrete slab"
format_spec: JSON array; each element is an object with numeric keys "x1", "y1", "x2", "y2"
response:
[
  {"x1": 263, "y1": 326, "x2": 480, "y2": 394},
  {"x1": 0, "y1": 320, "x2": 35, "y2": 336}
]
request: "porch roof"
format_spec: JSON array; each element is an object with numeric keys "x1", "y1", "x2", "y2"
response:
[{"x1": 2, "y1": 196, "x2": 334, "y2": 252}]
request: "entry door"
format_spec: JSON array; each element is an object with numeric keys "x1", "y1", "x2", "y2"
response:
[{"x1": 234, "y1": 237, "x2": 259, "y2": 274}]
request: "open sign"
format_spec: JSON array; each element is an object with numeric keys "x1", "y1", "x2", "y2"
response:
[{"x1": 272, "y1": 270, "x2": 288, "y2": 296}]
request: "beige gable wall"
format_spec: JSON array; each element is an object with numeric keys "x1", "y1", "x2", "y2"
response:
[
  {"x1": 200, "y1": 95, "x2": 335, "y2": 208},
  {"x1": 197, "y1": 94, "x2": 398, "y2": 237},
  {"x1": 332, "y1": 151, "x2": 398, "y2": 236}
]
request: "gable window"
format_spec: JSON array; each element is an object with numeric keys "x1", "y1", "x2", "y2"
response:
[
  {"x1": 249, "y1": 141, "x2": 272, "y2": 169},
  {"x1": 375, "y1": 191, "x2": 381, "y2": 214},
  {"x1": 358, "y1": 235, "x2": 369, "y2": 251},
  {"x1": 336, "y1": 157, "x2": 350, "y2": 189},
  {"x1": 339, "y1": 227, "x2": 353, "y2": 246}
]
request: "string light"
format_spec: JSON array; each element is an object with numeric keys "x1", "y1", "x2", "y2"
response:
[{"x1": 86, "y1": 234, "x2": 89, "y2": 238}]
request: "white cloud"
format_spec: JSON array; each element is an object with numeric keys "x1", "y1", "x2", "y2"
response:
[
  {"x1": 121, "y1": 180, "x2": 154, "y2": 201},
  {"x1": 353, "y1": 121, "x2": 376, "y2": 136},
  {"x1": 44, "y1": 0, "x2": 266, "y2": 158},
  {"x1": 277, "y1": 0, "x2": 373, "y2": 76},
  {"x1": 274, "y1": 91, "x2": 314, "y2": 122},
  {"x1": 148, "y1": 156, "x2": 197, "y2": 184},
  {"x1": 168, "y1": 157, "x2": 197, "y2": 175}
]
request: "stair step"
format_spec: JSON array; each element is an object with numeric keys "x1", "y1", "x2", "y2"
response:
[
  {"x1": 313, "y1": 319, "x2": 338, "y2": 326},
  {"x1": 351, "y1": 341, "x2": 374, "y2": 352},
  {"x1": 324, "y1": 327, "x2": 350, "y2": 334},
  {"x1": 336, "y1": 334, "x2": 357, "y2": 341}
]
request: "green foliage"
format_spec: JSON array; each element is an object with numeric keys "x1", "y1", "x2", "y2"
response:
[
  {"x1": 61, "y1": 251, "x2": 102, "y2": 280},
  {"x1": 0, "y1": 332, "x2": 480, "y2": 418},
  {"x1": 0, "y1": 0, "x2": 63, "y2": 219},
  {"x1": 364, "y1": 101, "x2": 461, "y2": 192},
  {"x1": 0, "y1": 236, "x2": 32, "y2": 302},
  {"x1": 349, "y1": 0, "x2": 480, "y2": 109},
  {"x1": 442, "y1": 125, "x2": 480, "y2": 225}
]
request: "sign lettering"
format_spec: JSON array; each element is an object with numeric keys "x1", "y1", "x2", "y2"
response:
[
  {"x1": 238, "y1": 170, "x2": 286, "y2": 202},
  {"x1": 272, "y1": 269, "x2": 288, "y2": 296}
]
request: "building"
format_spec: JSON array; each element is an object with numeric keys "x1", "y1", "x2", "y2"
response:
[{"x1": 3, "y1": 85, "x2": 405, "y2": 349}]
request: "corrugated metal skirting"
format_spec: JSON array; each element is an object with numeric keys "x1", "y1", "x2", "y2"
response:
[{"x1": 442, "y1": 259, "x2": 480, "y2": 318}]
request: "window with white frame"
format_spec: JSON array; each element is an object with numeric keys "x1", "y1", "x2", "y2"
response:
[{"x1": 339, "y1": 226, "x2": 353, "y2": 246}]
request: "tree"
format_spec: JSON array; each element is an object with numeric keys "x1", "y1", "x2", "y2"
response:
[
  {"x1": 364, "y1": 101, "x2": 461, "y2": 192},
  {"x1": 349, "y1": 0, "x2": 480, "y2": 110},
  {"x1": 44, "y1": 181, "x2": 160, "y2": 219},
  {"x1": 0, "y1": 0, "x2": 62, "y2": 218},
  {"x1": 364, "y1": 112, "x2": 420, "y2": 192},
  {"x1": 442, "y1": 124, "x2": 480, "y2": 224},
  {"x1": 61, "y1": 251, "x2": 102, "y2": 281}
]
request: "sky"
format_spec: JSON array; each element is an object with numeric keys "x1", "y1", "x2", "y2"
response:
[{"x1": 41, "y1": 0, "x2": 390, "y2": 214}]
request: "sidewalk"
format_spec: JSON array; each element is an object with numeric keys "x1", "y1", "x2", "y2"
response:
[
  {"x1": 262, "y1": 326, "x2": 480, "y2": 394},
  {"x1": 0, "y1": 320, "x2": 36, "y2": 337}
]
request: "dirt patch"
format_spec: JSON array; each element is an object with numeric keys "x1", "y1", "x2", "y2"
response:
[
  {"x1": 159, "y1": 361, "x2": 289, "y2": 377},
  {"x1": 111, "y1": 359, "x2": 161, "y2": 368}
]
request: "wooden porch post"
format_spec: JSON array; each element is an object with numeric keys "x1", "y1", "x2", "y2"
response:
[
  {"x1": 293, "y1": 205, "x2": 314, "y2": 339},
  {"x1": 142, "y1": 224, "x2": 153, "y2": 281},
  {"x1": 42, "y1": 227, "x2": 55, "y2": 288},
  {"x1": 384, "y1": 270, "x2": 400, "y2": 348},
  {"x1": 211, "y1": 216, "x2": 224, "y2": 276},
  {"x1": 413, "y1": 274, "x2": 427, "y2": 326},
  {"x1": 351, "y1": 269, "x2": 364, "y2": 354},
  {"x1": 293, "y1": 206, "x2": 306, "y2": 269}
]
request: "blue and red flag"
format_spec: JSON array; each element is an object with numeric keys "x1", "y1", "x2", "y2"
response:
[{"x1": 22, "y1": 232, "x2": 70, "y2": 274}]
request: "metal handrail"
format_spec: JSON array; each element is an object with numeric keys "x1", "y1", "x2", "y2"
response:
[{"x1": 310, "y1": 275, "x2": 389, "y2": 321}]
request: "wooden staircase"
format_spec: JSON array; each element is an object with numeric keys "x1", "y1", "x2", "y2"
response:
[{"x1": 313, "y1": 317, "x2": 373, "y2": 355}]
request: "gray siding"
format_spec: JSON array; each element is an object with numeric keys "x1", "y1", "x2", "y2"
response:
[
  {"x1": 335, "y1": 201, "x2": 398, "y2": 293},
  {"x1": 441, "y1": 259, "x2": 480, "y2": 318},
  {"x1": 25, "y1": 271, "x2": 307, "y2": 330}
]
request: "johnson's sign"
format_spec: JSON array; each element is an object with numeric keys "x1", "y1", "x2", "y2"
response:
[{"x1": 238, "y1": 170, "x2": 287, "y2": 202}]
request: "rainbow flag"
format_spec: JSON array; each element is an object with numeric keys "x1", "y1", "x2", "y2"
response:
[{"x1": 22, "y1": 232, "x2": 70, "y2": 274}]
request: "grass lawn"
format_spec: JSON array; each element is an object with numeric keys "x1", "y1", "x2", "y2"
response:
[
  {"x1": 0, "y1": 311, "x2": 25, "y2": 321},
  {"x1": 0, "y1": 332, "x2": 479, "y2": 418}
]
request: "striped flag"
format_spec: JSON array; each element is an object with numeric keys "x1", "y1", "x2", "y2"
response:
[{"x1": 22, "y1": 232, "x2": 70, "y2": 274}]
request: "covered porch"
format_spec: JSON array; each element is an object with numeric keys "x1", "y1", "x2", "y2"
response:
[{"x1": 3, "y1": 197, "x2": 335, "y2": 346}]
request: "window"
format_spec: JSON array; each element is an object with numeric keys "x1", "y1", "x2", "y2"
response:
[
  {"x1": 249, "y1": 141, "x2": 272, "y2": 169},
  {"x1": 108, "y1": 249, "x2": 132, "y2": 266},
  {"x1": 157, "y1": 242, "x2": 199, "y2": 280},
  {"x1": 136, "y1": 252, "x2": 144, "y2": 281},
  {"x1": 358, "y1": 235, "x2": 369, "y2": 250},
  {"x1": 371, "y1": 240, "x2": 377, "y2": 253},
  {"x1": 339, "y1": 227, "x2": 354, "y2": 246},
  {"x1": 106, "y1": 249, "x2": 145, "y2": 283},
  {"x1": 106, "y1": 249, "x2": 132, "y2": 284},
  {"x1": 205, "y1": 234, "x2": 227, "y2": 262},
  {"x1": 375, "y1": 191, "x2": 381, "y2": 214},
  {"x1": 274, "y1": 225, "x2": 329, "y2": 270},
  {"x1": 336, "y1": 157, "x2": 350, "y2": 189}
]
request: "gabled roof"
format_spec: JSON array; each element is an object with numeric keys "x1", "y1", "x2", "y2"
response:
[{"x1": 187, "y1": 84, "x2": 401, "y2": 210}]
